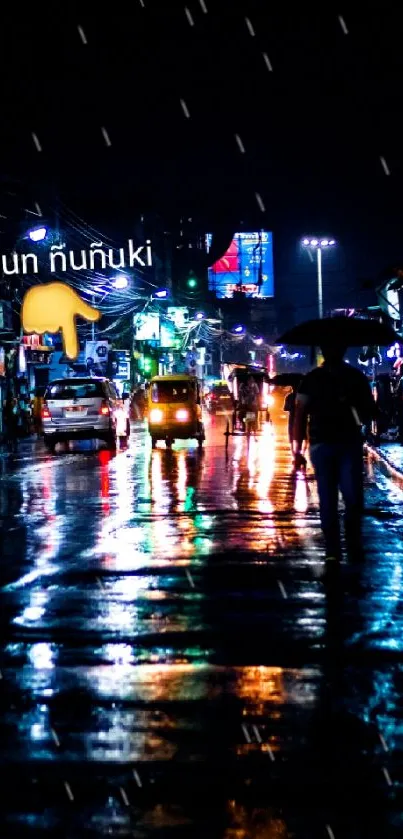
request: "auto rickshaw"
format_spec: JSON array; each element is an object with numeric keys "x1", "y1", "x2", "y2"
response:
[{"x1": 147, "y1": 374, "x2": 205, "y2": 449}]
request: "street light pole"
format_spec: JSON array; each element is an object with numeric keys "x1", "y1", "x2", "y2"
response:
[
  {"x1": 316, "y1": 247, "x2": 323, "y2": 320},
  {"x1": 301, "y1": 238, "x2": 336, "y2": 320},
  {"x1": 92, "y1": 296, "x2": 95, "y2": 341},
  {"x1": 218, "y1": 308, "x2": 224, "y2": 372}
]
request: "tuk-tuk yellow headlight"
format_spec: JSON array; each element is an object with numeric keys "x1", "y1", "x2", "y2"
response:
[
  {"x1": 175, "y1": 409, "x2": 189, "y2": 421},
  {"x1": 150, "y1": 408, "x2": 163, "y2": 423}
]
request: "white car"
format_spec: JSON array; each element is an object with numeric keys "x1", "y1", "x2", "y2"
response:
[{"x1": 41, "y1": 377, "x2": 122, "y2": 451}]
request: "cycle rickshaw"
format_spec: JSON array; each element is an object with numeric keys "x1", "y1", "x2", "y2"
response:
[{"x1": 227, "y1": 365, "x2": 272, "y2": 434}]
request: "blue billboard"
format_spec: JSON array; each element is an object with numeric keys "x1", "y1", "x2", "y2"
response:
[{"x1": 206, "y1": 231, "x2": 274, "y2": 299}]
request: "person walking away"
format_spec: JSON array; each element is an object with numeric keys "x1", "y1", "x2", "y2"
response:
[
  {"x1": 115, "y1": 399, "x2": 129, "y2": 447},
  {"x1": 242, "y1": 376, "x2": 259, "y2": 413},
  {"x1": 239, "y1": 376, "x2": 260, "y2": 432},
  {"x1": 131, "y1": 387, "x2": 145, "y2": 420},
  {"x1": 32, "y1": 389, "x2": 43, "y2": 435},
  {"x1": 284, "y1": 386, "x2": 307, "y2": 458},
  {"x1": 236, "y1": 380, "x2": 248, "y2": 430},
  {"x1": 20, "y1": 395, "x2": 32, "y2": 436},
  {"x1": 4, "y1": 396, "x2": 20, "y2": 454},
  {"x1": 292, "y1": 342, "x2": 375, "y2": 568},
  {"x1": 247, "y1": 376, "x2": 260, "y2": 433}
]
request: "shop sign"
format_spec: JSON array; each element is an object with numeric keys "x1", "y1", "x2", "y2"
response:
[
  {"x1": 160, "y1": 320, "x2": 176, "y2": 348},
  {"x1": 18, "y1": 344, "x2": 27, "y2": 374},
  {"x1": 109, "y1": 350, "x2": 130, "y2": 380},
  {"x1": 26, "y1": 349, "x2": 51, "y2": 364},
  {"x1": 167, "y1": 307, "x2": 189, "y2": 329},
  {"x1": 0, "y1": 300, "x2": 13, "y2": 331},
  {"x1": 85, "y1": 340, "x2": 109, "y2": 376},
  {"x1": 134, "y1": 312, "x2": 160, "y2": 341},
  {"x1": 22, "y1": 334, "x2": 54, "y2": 350}
]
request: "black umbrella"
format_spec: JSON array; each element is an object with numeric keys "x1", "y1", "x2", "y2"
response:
[
  {"x1": 270, "y1": 373, "x2": 303, "y2": 388},
  {"x1": 278, "y1": 317, "x2": 399, "y2": 347}
]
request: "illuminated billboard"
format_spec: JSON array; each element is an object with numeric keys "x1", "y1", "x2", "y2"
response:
[
  {"x1": 134, "y1": 312, "x2": 160, "y2": 341},
  {"x1": 160, "y1": 319, "x2": 176, "y2": 348},
  {"x1": 167, "y1": 307, "x2": 189, "y2": 329},
  {"x1": 206, "y1": 231, "x2": 274, "y2": 299}
]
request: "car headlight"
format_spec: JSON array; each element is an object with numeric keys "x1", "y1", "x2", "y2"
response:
[
  {"x1": 175, "y1": 409, "x2": 189, "y2": 421},
  {"x1": 149, "y1": 408, "x2": 163, "y2": 423}
]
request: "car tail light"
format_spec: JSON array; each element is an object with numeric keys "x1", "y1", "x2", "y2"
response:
[
  {"x1": 150, "y1": 408, "x2": 163, "y2": 423},
  {"x1": 41, "y1": 404, "x2": 50, "y2": 419},
  {"x1": 99, "y1": 400, "x2": 110, "y2": 416},
  {"x1": 176, "y1": 409, "x2": 189, "y2": 421}
]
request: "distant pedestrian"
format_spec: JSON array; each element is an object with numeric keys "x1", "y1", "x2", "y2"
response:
[
  {"x1": 20, "y1": 396, "x2": 32, "y2": 436},
  {"x1": 131, "y1": 387, "x2": 145, "y2": 420},
  {"x1": 115, "y1": 399, "x2": 129, "y2": 447},
  {"x1": 239, "y1": 376, "x2": 259, "y2": 413},
  {"x1": 239, "y1": 375, "x2": 260, "y2": 432},
  {"x1": 4, "y1": 396, "x2": 20, "y2": 454},
  {"x1": 292, "y1": 342, "x2": 375, "y2": 567},
  {"x1": 32, "y1": 390, "x2": 43, "y2": 435},
  {"x1": 284, "y1": 386, "x2": 306, "y2": 456}
]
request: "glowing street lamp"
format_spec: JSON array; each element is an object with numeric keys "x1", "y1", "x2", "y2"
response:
[
  {"x1": 153, "y1": 288, "x2": 169, "y2": 299},
  {"x1": 28, "y1": 226, "x2": 47, "y2": 242},
  {"x1": 111, "y1": 274, "x2": 129, "y2": 290},
  {"x1": 301, "y1": 237, "x2": 337, "y2": 319}
]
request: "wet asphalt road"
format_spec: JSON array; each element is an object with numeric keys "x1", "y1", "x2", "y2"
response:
[{"x1": 1, "y1": 397, "x2": 403, "y2": 838}]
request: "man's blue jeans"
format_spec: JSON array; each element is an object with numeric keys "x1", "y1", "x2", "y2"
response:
[{"x1": 310, "y1": 442, "x2": 364, "y2": 559}]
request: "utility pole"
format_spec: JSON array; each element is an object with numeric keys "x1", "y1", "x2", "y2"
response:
[{"x1": 92, "y1": 295, "x2": 96, "y2": 341}]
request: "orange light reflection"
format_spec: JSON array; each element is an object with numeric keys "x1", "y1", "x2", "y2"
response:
[
  {"x1": 176, "y1": 451, "x2": 187, "y2": 503},
  {"x1": 294, "y1": 471, "x2": 308, "y2": 513}
]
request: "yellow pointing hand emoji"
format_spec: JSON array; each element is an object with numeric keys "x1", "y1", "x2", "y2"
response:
[{"x1": 21, "y1": 282, "x2": 101, "y2": 359}]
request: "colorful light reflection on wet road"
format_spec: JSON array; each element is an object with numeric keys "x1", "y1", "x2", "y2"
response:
[{"x1": 1, "y1": 399, "x2": 403, "y2": 837}]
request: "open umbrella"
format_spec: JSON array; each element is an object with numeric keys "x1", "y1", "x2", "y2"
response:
[
  {"x1": 270, "y1": 373, "x2": 303, "y2": 388},
  {"x1": 278, "y1": 317, "x2": 399, "y2": 347}
]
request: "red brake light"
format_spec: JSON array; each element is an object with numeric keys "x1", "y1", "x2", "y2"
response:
[
  {"x1": 99, "y1": 400, "x2": 110, "y2": 416},
  {"x1": 41, "y1": 404, "x2": 50, "y2": 419}
]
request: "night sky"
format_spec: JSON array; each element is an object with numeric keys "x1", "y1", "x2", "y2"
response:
[{"x1": 1, "y1": 4, "x2": 402, "y2": 318}]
